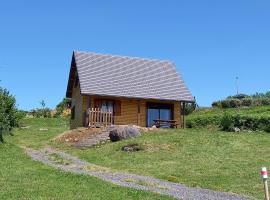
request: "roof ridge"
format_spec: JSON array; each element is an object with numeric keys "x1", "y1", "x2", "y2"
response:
[{"x1": 73, "y1": 50, "x2": 174, "y2": 65}]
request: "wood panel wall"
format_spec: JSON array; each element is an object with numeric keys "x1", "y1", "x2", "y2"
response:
[
  {"x1": 79, "y1": 96, "x2": 182, "y2": 128},
  {"x1": 70, "y1": 83, "x2": 83, "y2": 129}
]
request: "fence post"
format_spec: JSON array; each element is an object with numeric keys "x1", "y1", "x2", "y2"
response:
[{"x1": 261, "y1": 167, "x2": 270, "y2": 200}]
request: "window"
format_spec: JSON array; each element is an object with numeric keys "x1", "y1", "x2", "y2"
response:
[
  {"x1": 94, "y1": 99, "x2": 121, "y2": 116},
  {"x1": 101, "y1": 100, "x2": 114, "y2": 112},
  {"x1": 71, "y1": 106, "x2": 75, "y2": 120}
]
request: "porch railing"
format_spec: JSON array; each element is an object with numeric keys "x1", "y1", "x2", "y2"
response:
[{"x1": 88, "y1": 108, "x2": 113, "y2": 127}]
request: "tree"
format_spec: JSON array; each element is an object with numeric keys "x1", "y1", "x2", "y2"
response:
[
  {"x1": 0, "y1": 87, "x2": 22, "y2": 143},
  {"x1": 40, "y1": 100, "x2": 46, "y2": 108},
  {"x1": 55, "y1": 98, "x2": 71, "y2": 117},
  {"x1": 183, "y1": 102, "x2": 197, "y2": 115}
]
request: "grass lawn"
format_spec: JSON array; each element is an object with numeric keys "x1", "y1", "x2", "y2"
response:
[
  {"x1": 0, "y1": 118, "x2": 172, "y2": 200},
  {"x1": 57, "y1": 128, "x2": 270, "y2": 199},
  {"x1": 3, "y1": 118, "x2": 270, "y2": 199}
]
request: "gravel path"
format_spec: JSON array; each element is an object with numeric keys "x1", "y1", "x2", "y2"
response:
[{"x1": 25, "y1": 147, "x2": 250, "y2": 200}]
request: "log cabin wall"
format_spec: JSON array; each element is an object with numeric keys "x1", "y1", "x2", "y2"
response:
[
  {"x1": 80, "y1": 95, "x2": 182, "y2": 128},
  {"x1": 70, "y1": 83, "x2": 83, "y2": 129}
]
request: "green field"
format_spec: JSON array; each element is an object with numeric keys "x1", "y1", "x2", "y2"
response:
[
  {"x1": 0, "y1": 118, "x2": 172, "y2": 200},
  {"x1": 1, "y1": 118, "x2": 270, "y2": 199}
]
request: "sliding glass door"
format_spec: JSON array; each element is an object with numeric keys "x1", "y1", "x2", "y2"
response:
[{"x1": 147, "y1": 103, "x2": 173, "y2": 127}]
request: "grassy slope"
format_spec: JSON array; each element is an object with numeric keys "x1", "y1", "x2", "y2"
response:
[
  {"x1": 57, "y1": 128, "x2": 270, "y2": 199},
  {"x1": 0, "y1": 118, "x2": 172, "y2": 200},
  {"x1": 5, "y1": 117, "x2": 270, "y2": 199}
]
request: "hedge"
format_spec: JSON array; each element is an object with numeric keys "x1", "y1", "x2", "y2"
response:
[{"x1": 186, "y1": 113, "x2": 270, "y2": 131}]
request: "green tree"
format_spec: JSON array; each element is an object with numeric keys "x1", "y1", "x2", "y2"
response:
[
  {"x1": 0, "y1": 87, "x2": 22, "y2": 143},
  {"x1": 55, "y1": 98, "x2": 71, "y2": 117}
]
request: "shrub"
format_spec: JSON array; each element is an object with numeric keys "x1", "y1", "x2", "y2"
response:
[
  {"x1": 260, "y1": 98, "x2": 270, "y2": 106},
  {"x1": 229, "y1": 94, "x2": 249, "y2": 100},
  {"x1": 186, "y1": 108, "x2": 270, "y2": 132},
  {"x1": 55, "y1": 98, "x2": 71, "y2": 117},
  {"x1": 31, "y1": 108, "x2": 51, "y2": 118},
  {"x1": 31, "y1": 100, "x2": 52, "y2": 118},
  {"x1": 212, "y1": 101, "x2": 221, "y2": 108},
  {"x1": 221, "y1": 100, "x2": 230, "y2": 108},
  {"x1": 252, "y1": 99, "x2": 263, "y2": 106},
  {"x1": 0, "y1": 87, "x2": 22, "y2": 142},
  {"x1": 241, "y1": 98, "x2": 252, "y2": 107},
  {"x1": 228, "y1": 99, "x2": 241, "y2": 108},
  {"x1": 220, "y1": 113, "x2": 233, "y2": 131}
]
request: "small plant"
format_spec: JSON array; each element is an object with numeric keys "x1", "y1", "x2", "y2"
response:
[
  {"x1": 220, "y1": 112, "x2": 233, "y2": 131},
  {"x1": 167, "y1": 175, "x2": 178, "y2": 183}
]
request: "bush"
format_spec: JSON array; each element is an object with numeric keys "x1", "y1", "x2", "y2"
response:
[
  {"x1": 0, "y1": 87, "x2": 22, "y2": 142},
  {"x1": 220, "y1": 113, "x2": 233, "y2": 131},
  {"x1": 55, "y1": 98, "x2": 71, "y2": 117},
  {"x1": 31, "y1": 100, "x2": 52, "y2": 118},
  {"x1": 212, "y1": 101, "x2": 221, "y2": 108},
  {"x1": 212, "y1": 91, "x2": 270, "y2": 108},
  {"x1": 252, "y1": 99, "x2": 263, "y2": 106},
  {"x1": 31, "y1": 108, "x2": 51, "y2": 118},
  {"x1": 186, "y1": 115, "x2": 221, "y2": 128},
  {"x1": 260, "y1": 98, "x2": 270, "y2": 106},
  {"x1": 186, "y1": 108, "x2": 270, "y2": 132},
  {"x1": 229, "y1": 94, "x2": 249, "y2": 100},
  {"x1": 242, "y1": 98, "x2": 252, "y2": 107},
  {"x1": 221, "y1": 100, "x2": 230, "y2": 108},
  {"x1": 228, "y1": 99, "x2": 241, "y2": 108}
]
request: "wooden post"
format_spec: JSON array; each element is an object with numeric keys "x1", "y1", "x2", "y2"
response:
[
  {"x1": 261, "y1": 167, "x2": 270, "y2": 200},
  {"x1": 182, "y1": 102, "x2": 186, "y2": 129}
]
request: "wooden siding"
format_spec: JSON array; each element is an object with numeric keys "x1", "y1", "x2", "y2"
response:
[
  {"x1": 69, "y1": 93, "x2": 182, "y2": 129},
  {"x1": 70, "y1": 83, "x2": 83, "y2": 129}
]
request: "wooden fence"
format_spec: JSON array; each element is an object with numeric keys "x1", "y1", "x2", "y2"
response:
[{"x1": 88, "y1": 108, "x2": 113, "y2": 127}]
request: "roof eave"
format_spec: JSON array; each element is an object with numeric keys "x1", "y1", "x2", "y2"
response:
[{"x1": 81, "y1": 92, "x2": 194, "y2": 102}]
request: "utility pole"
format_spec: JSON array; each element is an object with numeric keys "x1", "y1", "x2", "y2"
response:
[{"x1": 235, "y1": 76, "x2": 239, "y2": 95}]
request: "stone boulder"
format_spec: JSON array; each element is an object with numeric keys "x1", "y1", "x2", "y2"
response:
[{"x1": 109, "y1": 126, "x2": 141, "y2": 142}]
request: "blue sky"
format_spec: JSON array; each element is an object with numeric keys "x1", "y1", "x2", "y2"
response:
[{"x1": 0, "y1": 0, "x2": 269, "y2": 110}]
